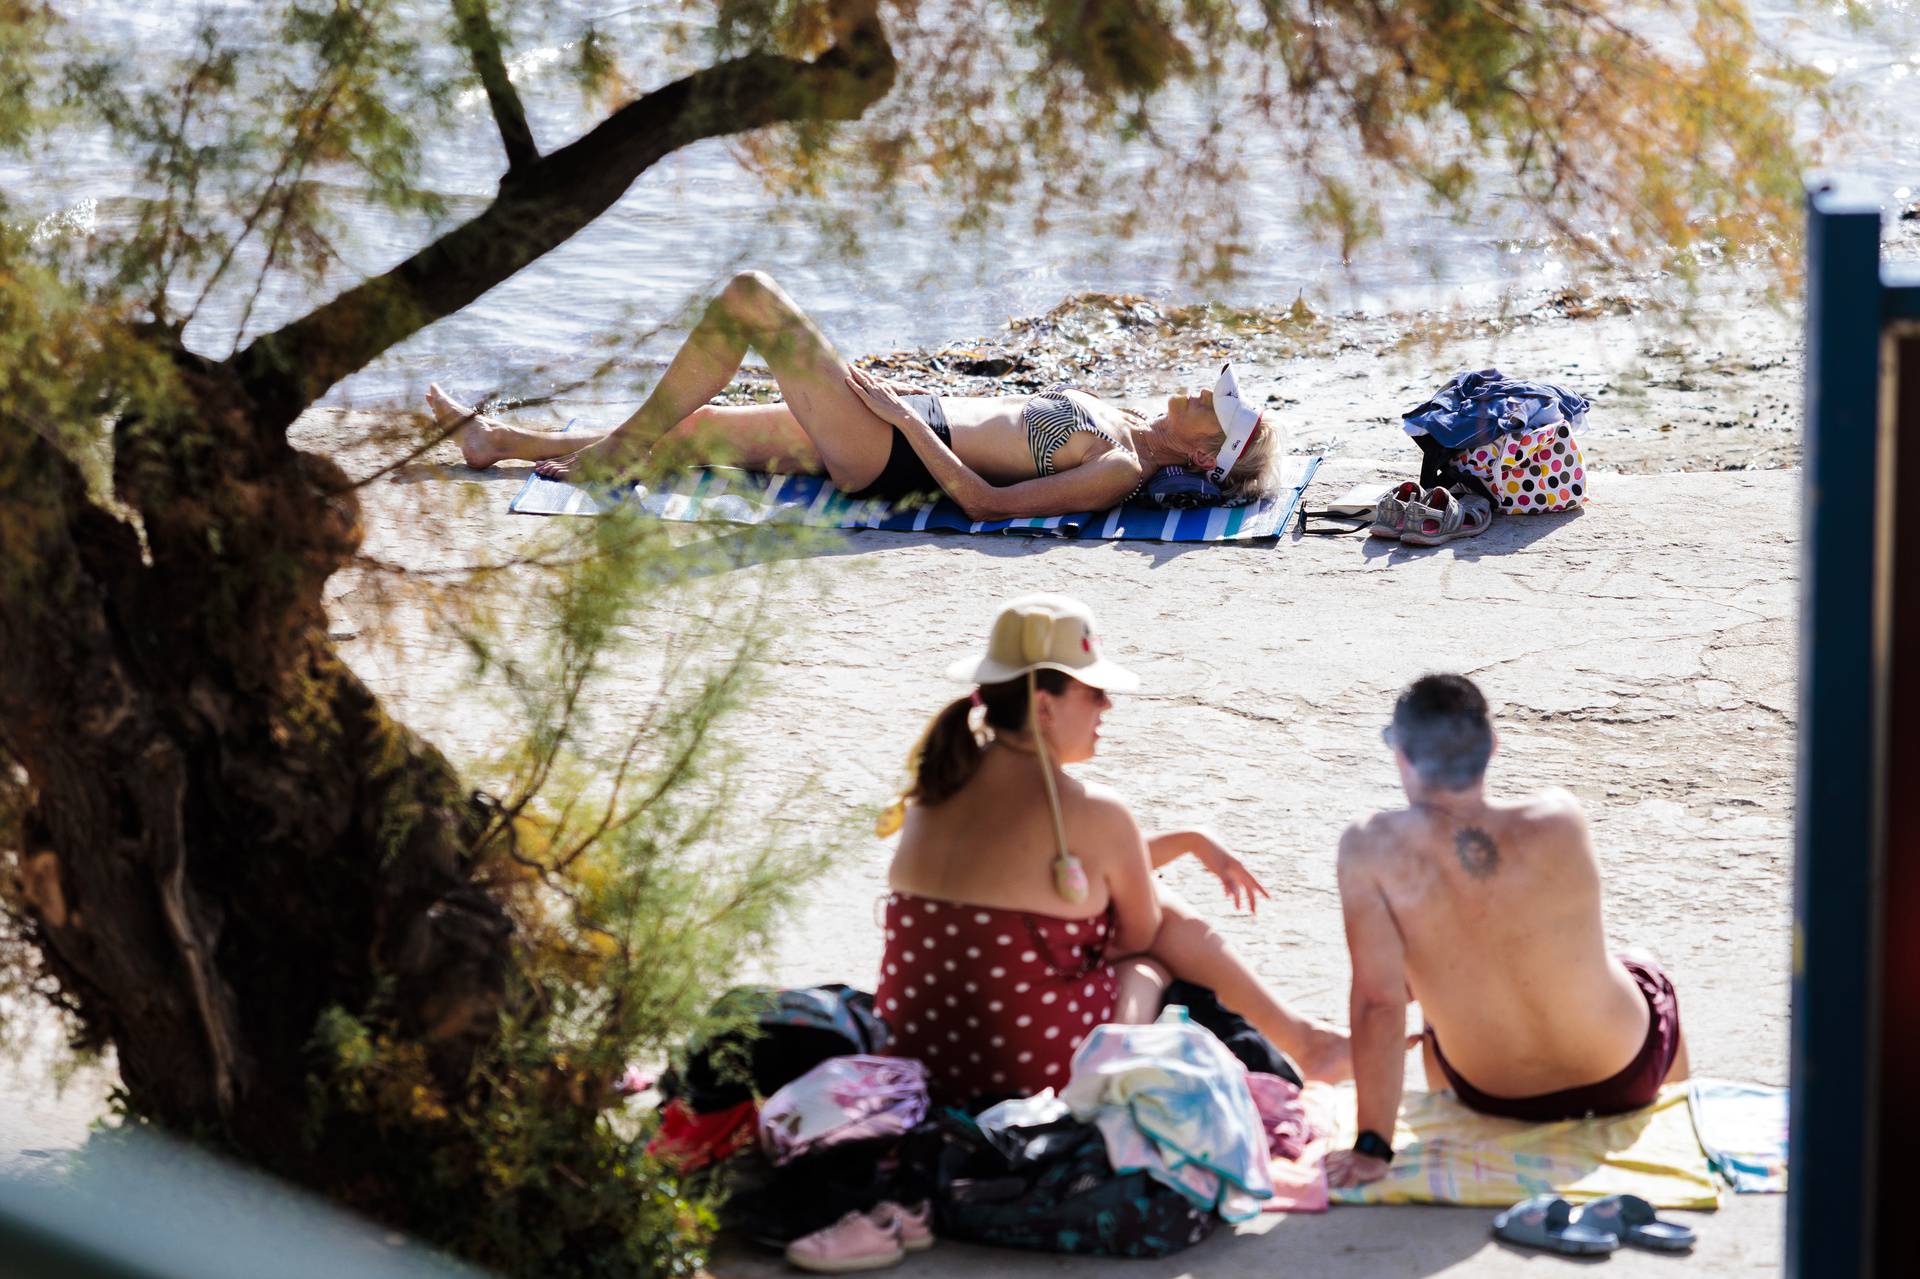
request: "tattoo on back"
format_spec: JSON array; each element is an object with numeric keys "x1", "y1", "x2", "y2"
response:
[{"x1": 1455, "y1": 827, "x2": 1499, "y2": 878}]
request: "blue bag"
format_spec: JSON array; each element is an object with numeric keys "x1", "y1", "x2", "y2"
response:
[
  {"x1": 1145, "y1": 466, "x2": 1223, "y2": 510},
  {"x1": 1402, "y1": 368, "x2": 1590, "y2": 452}
]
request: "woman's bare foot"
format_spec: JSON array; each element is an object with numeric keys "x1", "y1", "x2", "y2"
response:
[
  {"x1": 532, "y1": 447, "x2": 592, "y2": 480},
  {"x1": 1294, "y1": 1021, "x2": 1355, "y2": 1084},
  {"x1": 425, "y1": 383, "x2": 508, "y2": 470},
  {"x1": 532, "y1": 430, "x2": 643, "y2": 481}
]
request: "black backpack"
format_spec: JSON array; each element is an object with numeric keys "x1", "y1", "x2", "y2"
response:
[{"x1": 924, "y1": 1112, "x2": 1218, "y2": 1259}]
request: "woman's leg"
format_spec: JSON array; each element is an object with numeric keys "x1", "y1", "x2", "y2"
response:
[
  {"x1": 1113, "y1": 957, "x2": 1172, "y2": 1024},
  {"x1": 423, "y1": 390, "x2": 823, "y2": 475},
  {"x1": 425, "y1": 385, "x2": 615, "y2": 467},
  {"x1": 1146, "y1": 888, "x2": 1353, "y2": 1082},
  {"x1": 650, "y1": 404, "x2": 823, "y2": 474},
  {"x1": 534, "y1": 271, "x2": 896, "y2": 485}
]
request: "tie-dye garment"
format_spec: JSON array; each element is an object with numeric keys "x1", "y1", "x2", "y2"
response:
[
  {"x1": 1687, "y1": 1079, "x2": 1788, "y2": 1193},
  {"x1": 757, "y1": 1054, "x2": 929, "y2": 1166},
  {"x1": 1060, "y1": 1007, "x2": 1275, "y2": 1221}
]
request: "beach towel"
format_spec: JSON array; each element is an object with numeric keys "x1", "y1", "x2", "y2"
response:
[
  {"x1": 1687, "y1": 1078, "x2": 1788, "y2": 1193},
  {"x1": 507, "y1": 456, "x2": 1323, "y2": 543},
  {"x1": 1061, "y1": 1007, "x2": 1276, "y2": 1221},
  {"x1": 1306, "y1": 1083, "x2": 1721, "y2": 1210}
]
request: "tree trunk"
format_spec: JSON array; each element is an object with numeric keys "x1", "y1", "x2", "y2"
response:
[{"x1": 2, "y1": 352, "x2": 514, "y2": 1191}]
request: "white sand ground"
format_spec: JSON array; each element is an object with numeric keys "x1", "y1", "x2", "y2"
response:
[{"x1": 3, "y1": 299, "x2": 1802, "y2": 1275}]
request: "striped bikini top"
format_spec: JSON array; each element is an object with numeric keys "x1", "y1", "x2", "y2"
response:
[{"x1": 1023, "y1": 386, "x2": 1121, "y2": 476}]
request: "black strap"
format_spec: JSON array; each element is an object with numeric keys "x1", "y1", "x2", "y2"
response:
[
  {"x1": 1295, "y1": 508, "x2": 1373, "y2": 536},
  {"x1": 1353, "y1": 1128, "x2": 1396, "y2": 1163}
]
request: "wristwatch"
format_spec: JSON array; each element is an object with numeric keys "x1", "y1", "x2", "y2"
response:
[{"x1": 1352, "y1": 1129, "x2": 1395, "y2": 1164}]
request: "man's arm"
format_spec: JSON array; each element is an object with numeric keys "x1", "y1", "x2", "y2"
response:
[{"x1": 1330, "y1": 825, "x2": 1410, "y2": 1187}]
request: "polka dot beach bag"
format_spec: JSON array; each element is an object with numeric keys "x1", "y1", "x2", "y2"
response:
[
  {"x1": 1455, "y1": 421, "x2": 1589, "y2": 514},
  {"x1": 1402, "y1": 370, "x2": 1592, "y2": 515}
]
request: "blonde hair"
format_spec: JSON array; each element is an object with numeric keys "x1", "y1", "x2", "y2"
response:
[{"x1": 1216, "y1": 412, "x2": 1286, "y2": 501}]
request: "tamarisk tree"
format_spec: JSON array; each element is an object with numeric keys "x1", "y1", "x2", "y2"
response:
[{"x1": 0, "y1": 0, "x2": 1809, "y2": 1273}]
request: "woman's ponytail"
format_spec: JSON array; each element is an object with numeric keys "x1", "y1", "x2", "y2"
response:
[
  {"x1": 875, "y1": 672, "x2": 1072, "y2": 835},
  {"x1": 907, "y1": 695, "x2": 986, "y2": 807}
]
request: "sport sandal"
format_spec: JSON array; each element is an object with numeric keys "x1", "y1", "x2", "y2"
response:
[
  {"x1": 784, "y1": 1208, "x2": 907, "y2": 1273},
  {"x1": 1572, "y1": 1194, "x2": 1697, "y2": 1252},
  {"x1": 1491, "y1": 1194, "x2": 1619, "y2": 1256},
  {"x1": 1400, "y1": 485, "x2": 1492, "y2": 547},
  {"x1": 1369, "y1": 481, "x2": 1424, "y2": 540}
]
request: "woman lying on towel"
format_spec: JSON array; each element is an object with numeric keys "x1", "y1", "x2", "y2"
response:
[
  {"x1": 873, "y1": 593, "x2": 1348, "y2": 1103},
  {"x1": 426, "y1": 270, "x2": 1282, "y2": 520}
]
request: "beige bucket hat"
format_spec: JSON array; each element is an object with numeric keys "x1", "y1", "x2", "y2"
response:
[{"x1": 944, "y1": 593, "x2": 1139, "y2": 692}]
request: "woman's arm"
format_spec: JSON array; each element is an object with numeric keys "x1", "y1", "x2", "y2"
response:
[
  {"x1": 1082, "y1": 790, "x2": 1163, "y2": 955},
  {"x1": 846, "y1": 370, "x2": 1142, "y2": 519},
  {"x1": 1146, "y1": 830, "x2": 1203, "y2": 869},
  {"x1": 1148, "y1": 829, "x2": 1272, "y2": 914}
]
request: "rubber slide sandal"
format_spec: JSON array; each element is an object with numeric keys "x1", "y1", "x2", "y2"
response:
[
  {"x1": 1573, "y1": 1194, "x2": 1698, "y2": 1252},
  {"x1": 1492, "y1": 1194, "x2": 1620, "y2": 1256}
]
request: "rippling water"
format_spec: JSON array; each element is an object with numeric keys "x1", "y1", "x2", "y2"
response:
[{"x1": 8, "y1": 1, "x2": 1916, "y2": 408}]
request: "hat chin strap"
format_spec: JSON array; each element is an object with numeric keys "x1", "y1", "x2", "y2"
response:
[{"x1": 1028, "y1": 669, "x2": 1089, "y2": 905}]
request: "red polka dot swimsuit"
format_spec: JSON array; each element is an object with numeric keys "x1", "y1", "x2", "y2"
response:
[{"x1": 874, "y1": 891, "x2": 1118, "y2": 1102}]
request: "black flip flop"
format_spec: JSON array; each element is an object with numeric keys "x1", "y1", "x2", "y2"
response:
[
  {"x1": 1492, "y1": 1194, "x2": 1620, "y2": 1256},
  {"x1": 1573, "y1": 1194, "x2": 1698, "y2": 1252},
  {"x1": 1489, "y1": 1190, "x2": 1612, "y2": 1252}
]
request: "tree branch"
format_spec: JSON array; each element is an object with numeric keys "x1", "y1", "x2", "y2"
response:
[
  {"x1": 230, "y1": 24, "x2": 897, "y2": 432},
  {"x1": 450, "y1": 0, "x2": 538, "y2": 173}
]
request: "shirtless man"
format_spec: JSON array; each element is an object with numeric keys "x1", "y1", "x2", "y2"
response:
[{"x1": 1326, "y1": 674, "x2": 1687, "y2": 1187}]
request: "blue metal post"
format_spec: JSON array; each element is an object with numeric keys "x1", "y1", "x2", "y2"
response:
[{"x1": 1790, "y1": 179, "x2": 1888, "y2": 1278}]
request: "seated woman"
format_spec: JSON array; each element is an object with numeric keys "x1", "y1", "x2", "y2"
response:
[
  {"x1": 425, "y1": 270, "x2": 1283, "y2": 520},
  {"x1": 875, "y1": 593, "x2": 1347, "y2": 1101}
]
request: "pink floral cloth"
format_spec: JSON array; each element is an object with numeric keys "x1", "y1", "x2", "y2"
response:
[
  {"x1": 1246, "y1": 1070, "x2": 1316, "y2": 1161},
  {"x1": 757, "y1": 1054, "x2": 928, "y2": 1166}
]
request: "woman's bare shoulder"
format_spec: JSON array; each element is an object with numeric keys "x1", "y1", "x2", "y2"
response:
[{"x1": 1064, "y1": 778, "x2": 1144, "y2": 846}]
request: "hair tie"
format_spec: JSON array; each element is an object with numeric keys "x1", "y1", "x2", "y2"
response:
[{"x1": 969, "y1": 688, "x2": 984, "y2": 707}]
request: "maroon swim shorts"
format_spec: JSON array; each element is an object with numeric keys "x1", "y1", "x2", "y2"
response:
[{"x1": 1426, "y1": 956, "x2": 1682, "y2": 1122}]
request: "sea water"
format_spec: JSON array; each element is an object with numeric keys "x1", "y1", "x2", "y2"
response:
[{"x1": 6, "y1": 0, "x2": 1915, "y2": 409}]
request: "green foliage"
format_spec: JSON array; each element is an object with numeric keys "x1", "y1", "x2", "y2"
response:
[
  {"x1": 45, "y1": 0, "x2": 455, "y2": 343},
  {"x1": 0, "y1": 2, "x2": 55, "y2": 149},
  {"x1": 293, "y1": 499, "x2": 845, "y2": 1276},
  {"x1": 743, "y1": 0, "x2": 1824, "y2": 290}
]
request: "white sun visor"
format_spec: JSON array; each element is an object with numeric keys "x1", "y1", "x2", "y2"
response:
[{"x1": 1208, "y1": 362, "x2": 1263, "y2": 485}]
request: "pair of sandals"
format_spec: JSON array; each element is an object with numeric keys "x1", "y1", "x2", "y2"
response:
[
  {"x1": 1492, "y1": 1193, "x2": 1697, "y2": 1257},
  {"x1": 1370, "y1": 481, "x2": 1493, "y2": 547}
]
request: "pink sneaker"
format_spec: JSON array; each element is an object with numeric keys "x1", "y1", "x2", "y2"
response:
[
  {"x1": 784, "y1": 1210, "x2": 906, "y2": 1273},
  {"x1": 869, "y1": 1200, "x2": 932, "y2": 1252}
]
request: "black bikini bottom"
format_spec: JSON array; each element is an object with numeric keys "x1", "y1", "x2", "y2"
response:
[{"x1": 846, "y1": 394, "x2": 950, "y2": 502}]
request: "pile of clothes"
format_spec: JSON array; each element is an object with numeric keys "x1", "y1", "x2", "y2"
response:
[
  {"x1": 1400, "y1": 369, "x2": 1591, "y2": 519},
  {"x1": 641, "y1": 981, "x2": 1319, "y2": 1270}
]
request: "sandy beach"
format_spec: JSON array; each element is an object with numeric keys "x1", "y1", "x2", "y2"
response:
[{"x1": 5, "y1": 279, "x2": 1818, "y2": 1274}]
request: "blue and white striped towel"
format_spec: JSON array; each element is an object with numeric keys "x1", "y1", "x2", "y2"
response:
[{"x1": 508, "y1": 455, "x2": 1322, "y2": 543}]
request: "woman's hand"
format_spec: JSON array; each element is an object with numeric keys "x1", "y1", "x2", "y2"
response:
[
  {"x1": 845, "y1": 367, "x2": 928, "y2": 430},
  {"x1": 1191, "y1": 832, "x2": 1271, "y2": 915}
]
